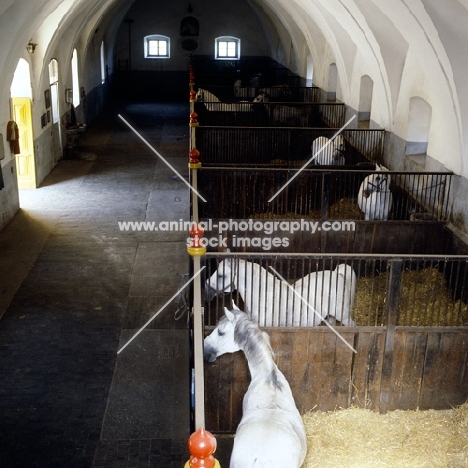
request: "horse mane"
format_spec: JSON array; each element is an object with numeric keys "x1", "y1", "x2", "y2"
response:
[{"x1": 234, "y1": 312, "x2": 283, "y2": 391}]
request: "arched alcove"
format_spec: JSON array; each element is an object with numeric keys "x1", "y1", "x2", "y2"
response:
[
  {"x1": 327, "y1": 63, "x2": 337, "y2": 101},
  {"x1": 306, "y1": 55, "x2": 313, "y2": 87},
  {"x1": 406, "y1": 96, "x2": 432, "y2": 165},
  {"x1": 358, "y1": 75, "x2": 374, "y2": 127}
]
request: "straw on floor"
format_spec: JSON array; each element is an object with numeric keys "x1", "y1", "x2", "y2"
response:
[{"x1": 302, "y1": 402, "x2": 468, "y2": 467}]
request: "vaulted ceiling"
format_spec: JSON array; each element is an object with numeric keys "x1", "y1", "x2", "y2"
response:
[{"x1": 1, "y1": 0, "x2": 468, "y2": 175}]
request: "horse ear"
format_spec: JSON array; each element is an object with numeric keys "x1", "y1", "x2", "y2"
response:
[
  {"x1": 231, "y1": 300, "x2": 241, "y2": 310},
  {"x1": 224, "y1": 307, "x2": 235, "y2": 322}
]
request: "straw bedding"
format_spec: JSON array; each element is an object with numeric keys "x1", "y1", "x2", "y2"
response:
[
  {"x1": 353, "y1": 267, "x2": 468, "y2": 326},
  {"x1": 250, "y1": 197, "x2": 364, "y2": 220},
  {"x1": 302, "y1": 403, "x2": 468, "y2": 467}
]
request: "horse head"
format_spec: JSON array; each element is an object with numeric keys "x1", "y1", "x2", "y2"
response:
[
  {"x1": 253, "y1": 92, "x2": 269, "y2": 103},
  {"x1": 333, "y1": 135, "x2": 346, "y2": 161},
  {"x1": 203, "y1": 302, "x2": 244, "y2": 362},
  {"x1": 361, "y1": 164, "x2": 391, "y2": 198},
  {"x1": 358, "y1": 164, "x2": 393, "y2": 220},
  {"x1": 205, "y1": 259, "x2": 238, "y2": 301},
  {"x1": 196, "y1": 88, "x2": 204, "y2": 102}
]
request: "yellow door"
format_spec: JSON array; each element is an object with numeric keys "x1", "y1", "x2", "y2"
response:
[{"x1": 11, "y1": 97, "x2": 36, "y2": 189}]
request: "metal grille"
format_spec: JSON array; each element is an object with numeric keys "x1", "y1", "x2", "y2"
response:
[
  {"x1": 194, "y1": 102, "x2": 346, "y2": 127},
  {"x1": 202, "y1": 253, "x2": 468, "y2": 328},
  {"x1": 197, "y1": 85, "x2": 321, "y2": 102},
  {"x1": 198, "y1": 168, "x2": 452, "y2": 221},
  {"x1": 196, "y1": 127, "x2": 385, "y2": 165}
]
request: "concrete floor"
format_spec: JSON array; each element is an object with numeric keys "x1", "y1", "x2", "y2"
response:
[{"x1": 0, "y1": 100, "x2": 198, "y2": 467}]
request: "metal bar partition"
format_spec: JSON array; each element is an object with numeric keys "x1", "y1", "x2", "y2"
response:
[{"x1": 201, "y1": 252, "x2": 468, "y2": 419}]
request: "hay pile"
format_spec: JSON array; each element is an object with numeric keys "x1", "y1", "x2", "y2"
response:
[
  {"x1": 250, "y1": 211, "x2": 317, "y2": 220},
  {"x1": 353, "y1": 267, "x2": 468, "y2": 326},
  {"x1": 302, "y1": 403, "x2": 468, "y2": 467},
  {"x1": 269, "y1": 159, "x2": 308, "y2": 166},
  {"x1": 353, "y1": 270, "x2": 388, "y2": 326},
  {"x1": 250, "y1": 197, "x2": 362, "y2": 220},
  {"x1": 328, "y1": 197, "x2": 363, "y2": 219}
]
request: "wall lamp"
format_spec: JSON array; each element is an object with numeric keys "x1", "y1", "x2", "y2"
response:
[{"x1": 26, "y1": 42, "x2": 37, "y2": 53}]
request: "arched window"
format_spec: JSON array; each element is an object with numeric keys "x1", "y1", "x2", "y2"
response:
[
  {"x1": 49, "y1": 59, "x2": 60, "y2": 124},
  {"x1": 100, "y1": 41, "x2": 106, "y2": 84},
  {"x1": 71, "y1": 49, "x2": 80, "y2": 107},
  {"x1": 215, "y1": 36, "x2": 240, "y2": 60},
  {"x1": 306, "y1": 55, "x2": 314, "y2": 87},
  {"x1": 11, "y1": 59, "x2": 32, "y2": 99},
  {"x1": 144, "y1": 35, "x2": 170, "y2": 58}
]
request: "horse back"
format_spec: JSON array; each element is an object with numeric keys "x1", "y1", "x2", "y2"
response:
[{"x1": 230, "y1": 415, "x2": 307, "y2": 468}]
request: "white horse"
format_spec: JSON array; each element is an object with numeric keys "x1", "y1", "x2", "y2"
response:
[
  {"x1": 252, "y1": 91, "x2": 269, "y2": 103},
  {"x1": 311, "y1": 135, "x2": 346, "y2": 165},
  {"x1": 234, "y1": 79, "x2": 257, "y2": 99},
  {"x1": 206, "y1": 259, "x2": 356, "y2": 327},
  {"x1": 204, "y1": 303, "x2": 307, "y2": 468},
  {"x1": 259, "y1": 84, "x2": 293, "y2": 101},
  {"x1": 251, "y1": 92, "x2": 310, "y2": 126},
  {"x1": 196, "y1": 88, "x2": 254, "y2": 112},
  {"x1": 357, "y1": 164, "x2": 393, "y2": 220}
]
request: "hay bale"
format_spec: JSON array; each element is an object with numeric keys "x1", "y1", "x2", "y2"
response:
[
  {"x1": 302, "y1": 403, "x2": 468, "y2": 467},
  {"x1": 353, "y1": 267, "x2": 468, "y2": 326}
]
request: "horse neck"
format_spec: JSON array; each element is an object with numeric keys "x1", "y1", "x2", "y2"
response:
[
  {"x1": 236, "y1": 260, "x2": 275, "y2": 286},
  {"x1": 204, "y1": 90, "x2": 220, "y2": 102},
  {"x1": 237, "y1": 320, "x2": 277, "y2": 382}
]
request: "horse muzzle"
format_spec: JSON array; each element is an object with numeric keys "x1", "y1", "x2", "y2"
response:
[
  {"x1": 203, "y1": 344, "x2": 218, "y2": 363},
  {"x1": 205, "y1": 284, "x2": 218, "y2": 302}
]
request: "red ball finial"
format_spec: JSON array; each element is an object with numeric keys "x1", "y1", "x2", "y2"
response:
[
  {"x1": 187, "y1": 222, "x2": 206, "y2": 256},
  {"x1": 188, "y1": 428, "x2": 217, "y2": 468},
  {"x1": 189, "y1": 111, "x2": 199, "y2": 127},
  {"x1": 189, "y1": 223, "x2": 205, "y2": 248},
  {"x1": 189, "y1": 148, "x2": 200, "y2": 164}
]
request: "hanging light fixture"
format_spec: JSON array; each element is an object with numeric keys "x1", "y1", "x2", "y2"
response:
[{"x1": 26, "y1": 41, "x2": 37, "y2": 53}]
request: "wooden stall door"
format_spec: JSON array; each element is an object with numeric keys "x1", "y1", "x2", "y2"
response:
[
  {"x1": 12, "y1": 97, "x2": 36, "y2": 189},
  {"x1": 204, "y1": 328, "x2": 468, "y2": 433}
]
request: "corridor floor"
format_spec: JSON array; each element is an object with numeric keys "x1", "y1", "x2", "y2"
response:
[{"x1": 0, "y1": 100, "x2": 195, "y2": 467}]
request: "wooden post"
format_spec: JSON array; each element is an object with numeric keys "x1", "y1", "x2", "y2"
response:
[
  {"x1": 187, "y1": 58, "x2": 206, "y2": 431},
  {"x1": 379, "y1": 258, "x2": 402, "y2": 413}
]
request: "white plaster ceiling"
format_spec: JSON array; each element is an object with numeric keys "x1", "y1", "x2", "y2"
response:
[{"x1": 1, "y1": 0, "x2": 468, "y2": 175}]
